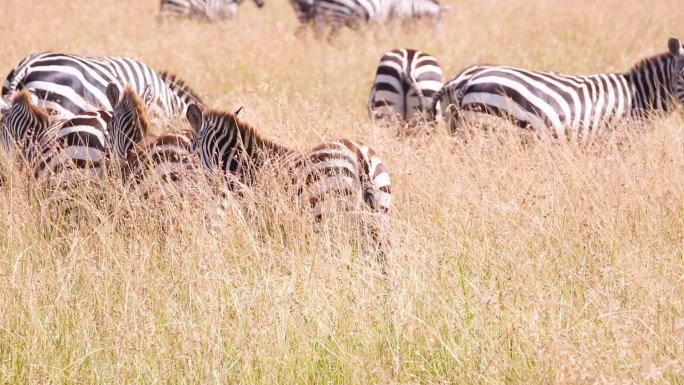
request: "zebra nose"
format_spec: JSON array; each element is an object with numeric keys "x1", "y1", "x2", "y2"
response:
[{"x1": 364, "y1": 189, "x2": 378, "y2": 210}]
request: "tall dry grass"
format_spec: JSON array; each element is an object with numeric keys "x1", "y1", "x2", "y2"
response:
[{"x1": 1, "y1": 0, "x2": 683, "y2": 383}]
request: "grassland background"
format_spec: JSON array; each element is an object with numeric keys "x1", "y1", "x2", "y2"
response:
[{"x1": 1, "y1": 0, "x2": 684, "y2": 384}]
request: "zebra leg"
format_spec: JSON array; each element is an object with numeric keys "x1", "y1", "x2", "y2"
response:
[
  {"x1": 368, "y1": 217, "x2": 390, "y2": 276},
  {"x1": 326, "y1": 19, "x2": 345, "y2": 42},
  {"x1": 294, "y1": 23, "x2": 309, "y2": 39}
]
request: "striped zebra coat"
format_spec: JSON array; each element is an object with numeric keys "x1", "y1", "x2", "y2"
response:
[
  {"x1": 2, "y1": 52, "x2": 203, "y2": 121},
  {"x1": 433, "y1": 38, "x2": 684, "y2": 140},
  {"x1": 368, "y1": 48, "x2": 443, "y2": 123},
  {"x1": 105, "y1": 84, "x2": 198, "y2": 197},
  {"x1": 1, "y1": 90, "x2": 111, "y2": 183},
  {"x1": 297, "y1": 0, "x2": 445, "y2": 38},
  {"x1": 159, "y1": 0, "x2": 264, "y2": 21},
  {"x1": 185, "y1": 105, "x2": 392, "y2": 258}
]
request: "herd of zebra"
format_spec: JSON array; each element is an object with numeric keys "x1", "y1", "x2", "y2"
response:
[
  {"x1": 159, "y1": 0, "x2": 447, "y2": 38},
  {"x1": 370, "y1": 38, "x2": 684, "y2": 142},
  {"x1": 0, "y1": 36, "x2": 683, "y2": 267},
  {"x1": 0, "y1": 51, "x2": 393, "y2": 260}
]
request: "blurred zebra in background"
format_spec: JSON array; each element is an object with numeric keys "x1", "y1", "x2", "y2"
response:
[
  {"x1": 289, "y1": 0, "x2": 315, "y2": 36},
  {"x1": 433, "y1": 37, "x2": 684, "y2": 141},
  {"x1": 2, "y1": 52, "x2": 203, "y2": 121},
  {"x1": 1, "y1": 90, "x2": 111, "y2": 183},
  {"x1": 105, "y1": 84, "x2": 197, "y2": 191},
  {"x1": 368, "y1": 48, "x2": 443, "y2": 124},
  {"x1": 186, "y1": 105, "x2": 392, "y2": 261},
  {"x1": 159, "y1": 0, "x2": 264, "y2": 21},
  {"x1": 293, "y1": 0, "x2": 447, "y2": 39}
]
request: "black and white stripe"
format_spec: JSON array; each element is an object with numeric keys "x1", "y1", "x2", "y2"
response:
[
  {"x1": 1, "y1": 90, "x2": 111, "y2": 182},
  {"x1": 2, "y1": 52, "x2": 202, "y2": 121},
  {"x1": 186, "y1": 105, "x2": 392, "y2": 256},
  {"x1": 299, "y1": 0, "x2": 445, "y2": 38},
  {"x1": 433, "y1": 38, "x2": 684, "y2": 140},
  {"x1": 159, "y1": 0, "x2": 264, "y2": 21},
  {"x1": 289, "y1": 0, "x2": 315, "y2": 24},
  {"x1": 368, "y1": 48, "x2": 443, "y2": 123},
  {"x1": 105, "y1": 84, "x2": 197, "y2": 191}
]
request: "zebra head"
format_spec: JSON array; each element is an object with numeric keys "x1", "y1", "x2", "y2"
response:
[
  {"x1": 187, "y1": 104, "x2": 258, "y2": 182},
  {"x1": 668, "y1": 37, "x2": 684, "y2": 107},
  {"x1": 1, "y1": 90, "x2": 50, "y2": 156},
  {"x1": 106, "y1": 83, "x2": 156, "y2": 161}
]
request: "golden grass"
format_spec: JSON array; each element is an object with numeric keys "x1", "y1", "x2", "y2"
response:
[{"x1": 1, "y1": 0, "x2": 684, "y2": 383}]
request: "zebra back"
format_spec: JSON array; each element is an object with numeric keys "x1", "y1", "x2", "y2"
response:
[
  {"x1": 159, "y1": 71, "x2": 204, "y2": 112},
  {"x1": 369, "y1": 48, "x2": 443, "y2": 123},
  {"x1": 2, "y1": 52, "x2": 193, "y2": 121}
]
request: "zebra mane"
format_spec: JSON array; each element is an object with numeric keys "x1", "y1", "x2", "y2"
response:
[
  {"x1": 159, "y1": 71, "x2": 204, "y2": 106},
  {"x1": 627, "y1": 52, "x2": 675, "y2": 74},
  {"x1": 121, "y1": 86, "x2": 156, "y2": 138},
  {"x1": 121, "y1": 87, "x2": 195, "y2": 148},
  {"x1": 10, "y1": 90, "x2": 50, "y2": 124},
  {"x1": 207, "y1": 109, "x2": 292, "y2": 155}
]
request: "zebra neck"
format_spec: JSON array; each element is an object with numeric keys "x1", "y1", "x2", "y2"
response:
[
  {"x1": 249, "y1": 133, "x2": 292, "y2": 163},
  {"x1": 626, "y1": 53, "x2": 675, "y2": 116}
]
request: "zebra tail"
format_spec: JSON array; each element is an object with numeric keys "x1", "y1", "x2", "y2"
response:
[
  {"x1": 430, "y1": 86, "x2": 446, "y2": 120},
  {"x1": 407, "y1": 65, "x2": 427, "y2": 121}
]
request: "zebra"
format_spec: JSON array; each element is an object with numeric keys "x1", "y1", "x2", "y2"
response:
[
  {"x1": 185, "y1": 104, "x2": 392, "y2": 260},
  {"x1": 159, "y1": 0, "x2": 264, "y2": 21},
  {"x1": 289, "y1": 0, "x2": 315, "y2": 36},
  {"x1": 2, "y1": 52, "x2": 203, "y2": 121},
  {"x1": 105, "y1": 83, "x2": 198, "y2": 197},
  {"x1": 368, "y1": 48, "x2": 443, "y2": 124},
  {"x1": 296, "y1": 0, "x2": 446, "y2": 39},
  {"x1": 1, "y1": 90, "x2": 111, "y2": 183},
  {"x1": 432, "y1": 37, "x2": 684, "y2": 141}
]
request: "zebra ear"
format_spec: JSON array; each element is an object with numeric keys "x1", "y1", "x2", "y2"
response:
[
  {"x1": 234, "y1": 106, "x2": 244, "y2": 118},
  {"x1": 0, "y1": 97, "x2": 9, "y2": 113},
  {"x1": 142, "y1": 85, "x2": 156, "y2": 107},
  {"x1": 106, "y1": 83, "x2": 120, "y2": 109},
  {"x1": 668, "y1": 37, "x2": 684, "y2": 56},
  {"x1": 186, "y1": 104, "x2": 204, "y2": 132}
]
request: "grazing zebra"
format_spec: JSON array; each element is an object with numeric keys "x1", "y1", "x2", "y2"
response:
[
  {"x1": 1, "y1": 90, "x2": 111, "y2": 182},
  {"x1": 368, "y1": 48, "x2": 443, "y2": 123},
  {"x1": 298, "y1": 0, "x2": 446, "y2": 38},
  {"x1": 105, "y1": 83, "x2": 197, "y2": 194},
  {"x1": 433, "y1": 37, "x2": 684, "y2": 141},
  {"x1": 185, "y1": 104, "x2": 392, "y2": 259},
  {"x1": 2, "y1": 52, "x2": 203, "y2": 121},
  {"x1": 159, "y1": 0, "x2": 264, "y2": 21},
  {"x1": 289, "y1": 0, "x2": 315, "y2": 35}
]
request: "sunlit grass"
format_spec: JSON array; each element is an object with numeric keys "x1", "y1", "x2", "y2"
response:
[{"x1": 1, "y1": 0, "x2": 683, "y2": 384}]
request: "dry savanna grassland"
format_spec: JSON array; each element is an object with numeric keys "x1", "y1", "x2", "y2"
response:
[{"x1": 1, "y1": 0, "x2": 683, "y2": 384}]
